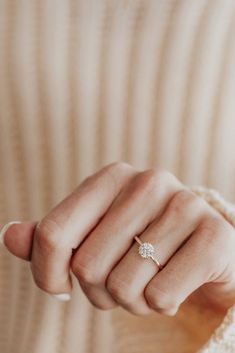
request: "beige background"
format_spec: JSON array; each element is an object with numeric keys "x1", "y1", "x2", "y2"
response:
[{"x1": 0, "y1": 1, "x2": 235, "y2": 352}]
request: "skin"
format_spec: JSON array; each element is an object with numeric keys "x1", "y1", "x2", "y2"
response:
[{"x1": 2, "y1": 162, "x2": 235, "y2": 316}]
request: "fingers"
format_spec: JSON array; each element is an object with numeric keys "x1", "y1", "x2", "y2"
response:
[
  {"x1": 30, "y1": 162, "x2": 136, "y2": 296},
  {"x1": 105, "y1": 189, "x2": 209, "y2": 315},
  {"x1": 0, "y1": 221, "x2": 38, "y2": 260},
  {"x1": 71, "y1": 169, "x2": 183, "y2": 311},
  {"x1": 3, "y1": 165, "x2": 229, "y2": 317},
  {"x1": 144, "y1": 215, "x2": 233, "y2": 316}
]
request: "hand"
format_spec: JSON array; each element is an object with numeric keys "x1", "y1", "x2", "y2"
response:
[{"x1": 2, "y1": 162, "x2": 235, "y2": 316}]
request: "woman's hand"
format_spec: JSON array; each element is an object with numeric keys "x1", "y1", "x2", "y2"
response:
[{"x1": 2, "y1": 162, "x2": 235, "y2": 316}]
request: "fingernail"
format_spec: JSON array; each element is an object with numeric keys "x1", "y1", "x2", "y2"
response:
[
  {"x1": 51, "y1": 293, "x2": 71, "y2": 302},
  {"x1": 0, "y1": 221, "x2": 22, "y2": 247}
]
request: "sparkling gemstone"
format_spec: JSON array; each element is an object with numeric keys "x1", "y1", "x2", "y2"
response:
[{"x1": 138, "y1": 242, "x2": 155, "y2": 258}]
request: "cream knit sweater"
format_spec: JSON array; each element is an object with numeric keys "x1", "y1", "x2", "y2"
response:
[{"x1": 1, "y1": 1, "x2": 235, "y2": 352}]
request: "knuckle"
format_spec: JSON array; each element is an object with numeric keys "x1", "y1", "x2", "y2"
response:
[
  {"x1": 71, "y1": 255, "x2": 102, "y2": 286},
  {"x1": 201, "y1": 215, "x2": 228, "y2": 243},
  {"x1": 33, "y1": 277, "x2": 53, "y2": 293},
  {"x1": 107, "y1": 275, "x2": 151, "y2": 315},
  {"x1": 200, "y1": 215, "x2": 234, "y2": 250},
  {"x1": 106, "y1": 161, "x2": 133, "y2": 172},
  {"x1": 106, "y1": 277, "x2": 126, "y2": 302},
  {"x1": 30, "y1": 264, "x2": 56, "y2": 294},
  {"x1": 136, "y1": 168, "x2": 172, "y2": 196},
  {"x1": 106, "y1": 275, "x2": 134, "y2": 305},
  {"x1": 35, "y1": 218, "x2": 65, "y2": 253},
  {"x1": 173, "y1": 189, "x2": 196, "y2": 204},
  {"x1": 170, "y1": 189, "x2": 205, "y2": 215},
  {"x1": 72, "y1": 262, "x2": 98, "y2": 286},
  {"x1": 101, "y1": 162, "x2": 134, "y2": 191},
  {"x1": 79, "y1": 162, "x2": 133, "y2": 190},
  {"x1": 197, "y1": 215, "x2": 234, "y2": 272},
  {"x1": 145, "y1": 286, "x2": 177, "y2": 315}
]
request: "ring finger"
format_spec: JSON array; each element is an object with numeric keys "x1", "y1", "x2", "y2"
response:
[{"x1": 106, "y1": 189, "x2": 211, "y2": 315}]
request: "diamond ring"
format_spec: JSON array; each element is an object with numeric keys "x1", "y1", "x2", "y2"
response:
[{"x1": 134, "y1": 235, "x2": 163, "y2": 270}]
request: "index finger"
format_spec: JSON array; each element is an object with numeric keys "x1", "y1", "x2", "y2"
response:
[{"x1": 30, "y1": 162, "x2": 136, "y2": 297}]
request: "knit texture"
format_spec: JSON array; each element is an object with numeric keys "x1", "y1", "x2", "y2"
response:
[{"x1": 1, "y1": 1, "x2": 235, "y2": 352}]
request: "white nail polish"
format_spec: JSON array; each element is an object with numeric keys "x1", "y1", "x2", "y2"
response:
[
  {"x1": 0, "y1": 221, "x2": 22, "y2": 247},
  {"x1": 51, "y1": 293, "x2": 71, "y2": 301}
]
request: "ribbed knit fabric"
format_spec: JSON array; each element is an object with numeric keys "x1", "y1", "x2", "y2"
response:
[{"x1": 1, "y1": 1, "x2": 235, "y2": 352}]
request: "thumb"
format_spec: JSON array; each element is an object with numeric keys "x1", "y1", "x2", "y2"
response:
[{"x1": 0, "y1": 221, "x2": 38, "y2": 261}]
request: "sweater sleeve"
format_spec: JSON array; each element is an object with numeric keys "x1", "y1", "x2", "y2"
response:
[
  {"x1": 199, "y1": 305, "x2": 235, "y2": 353},
  {"x1": 190, "y1": 186, "x2": 235, "y2": 353}
]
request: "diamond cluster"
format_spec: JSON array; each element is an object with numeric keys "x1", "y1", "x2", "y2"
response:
[{"x1": 138, "y1": 242, "x2": 155, "y2": 259}]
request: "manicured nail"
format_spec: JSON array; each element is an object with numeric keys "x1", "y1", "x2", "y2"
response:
[
  {"x1": 0, "y1": 221, "x2": 22, "y2": 247},
  {"x1": 51, "y1": 293, "x2": 71, "y2": 301}
]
